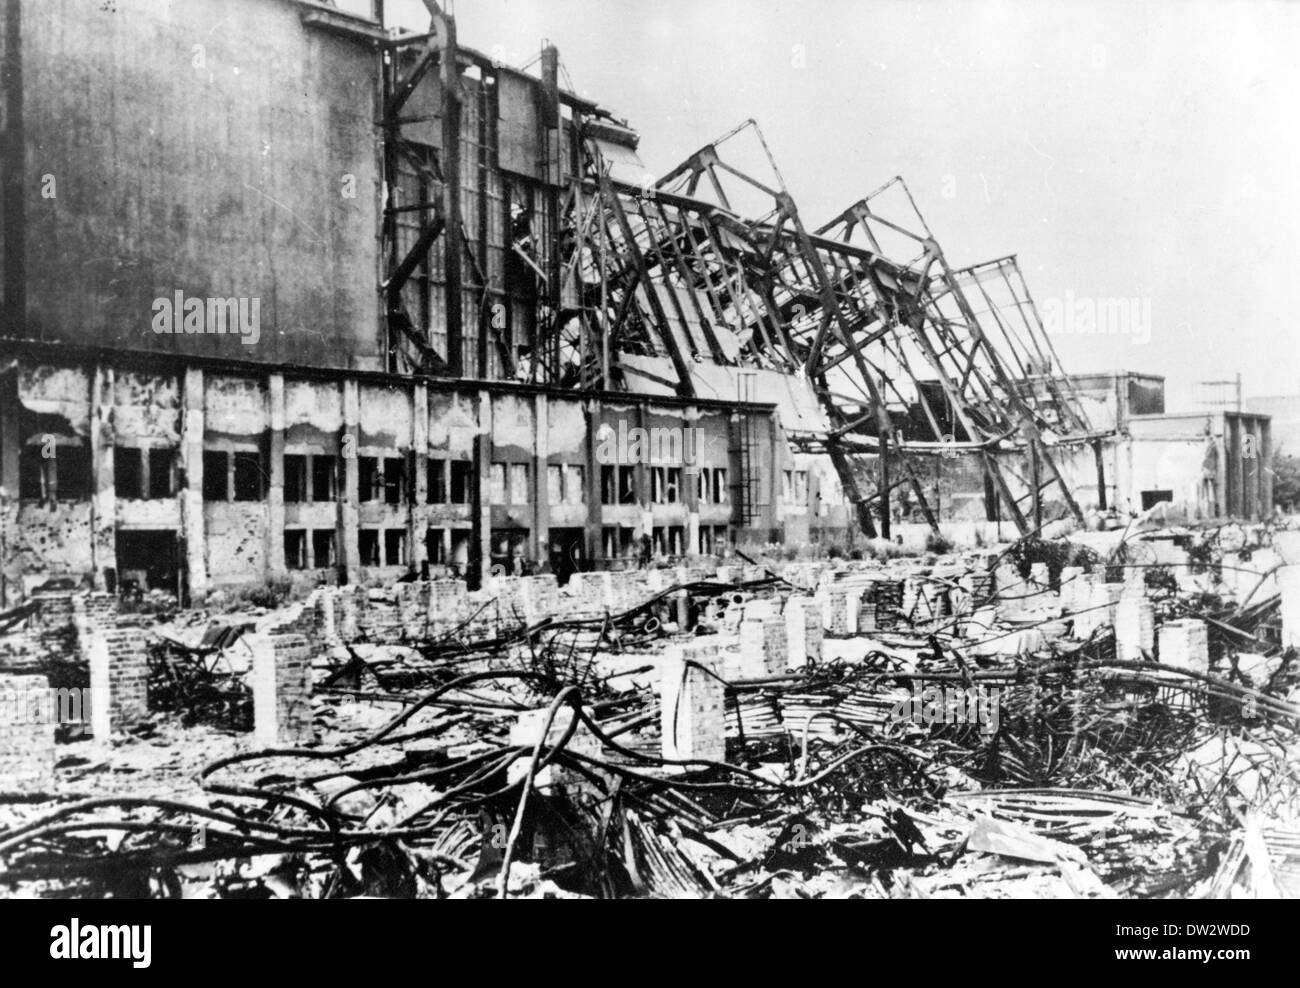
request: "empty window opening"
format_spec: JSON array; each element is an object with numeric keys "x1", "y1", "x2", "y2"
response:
[
  {"x1": 428, "y1": 460, "x2": 446, "y2": 504},
  {"x1": 312, "y1": 455, "x2": 338, "y2": 502},
  {"x1": 384, "y1": 529, "x2": 407, "y2": 566},
  {"x1": 284, "y1": 455, "x2": 308, "y2": 503},
  {"x1": 115, "y1": 447, "x2": 144, "y2": 499},
  {"x1": 312, "y1": 530, "x2": 336, "y2": 568},
  {"x1": 359, "y1": 529, "x2": 381, "y2": 566},
  {"x1": 450, "y1": 461, "x2": 473, "y2": 504},
  {"x1": 232, "y1": 451, "x2": 265, "y2": 501},
  {"x1": 203, "y1": 451, "x2": 229, "y2": 501},
  {"x1": 285, "y1": 530, "x2": 308, "y2": 570}
]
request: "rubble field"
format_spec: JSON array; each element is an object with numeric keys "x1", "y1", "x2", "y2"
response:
[{"x1": 1, "y1": 522, "x2": 1298, "y2": 899}]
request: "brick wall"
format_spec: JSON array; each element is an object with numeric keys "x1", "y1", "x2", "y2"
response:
[
  {"x1": 88, "y1": 627, "x2": 149, "y2": 740},
  {"x1": 660, "y1": 642, "x2": 726, "y2": 763},
  {"x1": 250, "y1": 633, "x2": 315, "y2": 746},
  {"x1": 397, "y1": 582, "x2": 430, "y2": 639},
  {"x1": 429, "y1": 579, "x2": 467, "y2": 636},
  {"x1": 801, "y1": 599, "x2": 824, "y2": 663},
  {"x1": 738, "y1": 616, "x2": 788, "y2": 679}
]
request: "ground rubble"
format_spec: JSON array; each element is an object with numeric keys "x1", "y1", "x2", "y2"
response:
[{"x1": 2, "y1": 522, "x2": 1299, "y2": 899}]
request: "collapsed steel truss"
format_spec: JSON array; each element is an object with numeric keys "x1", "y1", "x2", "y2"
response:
[{"x1": 379, "y1": 9, "x2": 1106, "y2": 541}]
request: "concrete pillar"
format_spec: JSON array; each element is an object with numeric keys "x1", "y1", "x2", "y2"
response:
[
  {"x1": 89, "y1": 365, "x2": 117, "y2": 591},
  {"x1": 340, "y1": 380, "x2": 360, "y2": 584},
  {"x1": 684, "y1": 404, "x2": 701, "y2": 555},
  {"x1": 412, "y1": 382, "x2": 429, "y2": 572},
  {"x1": 0, "y1": 675, "x2": 57, "y2": 791},
  {"x1": 472, "y1": 389, "x2": 492, "y2": 590},
  {"x1": 584, "y1": 401, "x2": 602, "y2": 573},
  {"x1": 1231, "y1": 416, "x2": 1245, "y2": 518},
  {"x1": 1244, "y1": 418, "x2": 1260, "y2": 522},
  {"x1": 266, "y1": 373, "x2": 286, "y2": 578},
  {"x1": 533, "y1": 393, "x2": 548, "y2": 562},
  {"x1": 1260, "y1": 418, "x2": 1274, "y2": 516},
  {"x1": 0, "y1": 368, "x2": 19, "y2": 607},
  {"x1": 800, "y1": 598, "x2": 823, "y2": 662},
  {"x1": 633, "y1": 404, "x2": 648, "y2": 541},
  {"x1": 181, "y1": 367, "x2": 209, "y2": 598},
  {"x1": 88, "y1": 628, "x2": 149, "y2": 741},
  {"x1": 660, "y1": 642, "x2": 725, "y2": 763},
  {"x1": 250, "y1": 633, "x2": 315, "y2": 747}
]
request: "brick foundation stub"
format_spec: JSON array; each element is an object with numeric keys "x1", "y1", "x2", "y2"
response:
[
  {"x1": 249, "y1": 633, "x2": 316, "y2": 747},
  {"x1": 88, "y1": 628, "x2": 150, "y2": 742}
]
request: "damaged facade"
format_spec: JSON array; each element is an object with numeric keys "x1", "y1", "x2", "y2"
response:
[
  {"x1": 0, "y1": 0, "x2": 1273, "y2": 602},
  {"x1": 0, "y1": 0, "x2": 1296, "y2": 904}
]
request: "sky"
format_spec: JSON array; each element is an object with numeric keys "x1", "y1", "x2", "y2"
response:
[{"x1": 385, "y1": 0, "x2": 1300, "y2": 413}]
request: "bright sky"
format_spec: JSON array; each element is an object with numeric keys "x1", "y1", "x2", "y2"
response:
[{"x1": 387, "y1": 0, "x2": 1300, "y2": 412}]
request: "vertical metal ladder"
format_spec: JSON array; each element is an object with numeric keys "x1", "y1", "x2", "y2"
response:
[{"x1": 733, "y1": 372, "x2": 762, "y2": 527}]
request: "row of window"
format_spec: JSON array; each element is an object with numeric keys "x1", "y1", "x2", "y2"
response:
[
  {"x1": 285, "y1": 529, "x2": 412, "y2": 569},
  {"x1": 600, "y1": 524, "x2": 729, "y2": 559},
  {"x1": 599, "y1": 466, "x2": 730, "y2": 506},
  {"x1": 286, "y1": 524, "x2": 733, "y2": 571},
  {"x1": 287, "y1": 528, "x2": 521, "y2": 571},
  {"x1": 17, "y1": 444, "x2": 736, "y2": 511},
  {"x1": 17, "y1": 443, "x2": 93, "y2": 501}
]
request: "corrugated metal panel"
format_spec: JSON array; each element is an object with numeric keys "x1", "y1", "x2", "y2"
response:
[
  {"x1": 618, "y1": 355, "x2": 831, "y2": 434},
  {"x1": 498, "y1": 71, "x2": 540, "y2": 179},
  {"x1": 593, "y1": 137, "x2": 646, "y2": 185}
]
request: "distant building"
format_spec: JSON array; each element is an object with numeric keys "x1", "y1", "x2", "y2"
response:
[
  {"x1": 1063, "y1": 372, "x2": 1272, "y2": 521},
  {"x1": 1247, "y1": 394, "x2": 1300, "y2": 458}
]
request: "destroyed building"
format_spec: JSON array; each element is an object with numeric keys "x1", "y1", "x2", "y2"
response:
[
  {"x1": 4, "y1": 0, "x2": 1264, "y2": 603},
  {"x1": 0, "y1": 0, "x2": 1295, "y2": 902}
]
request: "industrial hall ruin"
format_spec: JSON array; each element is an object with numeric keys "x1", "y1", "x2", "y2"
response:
[{"x1": 0, "y1": 0, "x2": 1295, "y2": 901}]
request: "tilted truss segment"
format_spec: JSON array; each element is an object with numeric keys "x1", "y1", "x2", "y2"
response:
[{"x1": 376, "y1": 8, "x2": 1100, "y2": 540}]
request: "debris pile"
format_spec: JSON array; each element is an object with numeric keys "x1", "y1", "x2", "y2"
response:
[{"x1": 1, "y1": 523, "x2": 1298, "y2": 898}]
